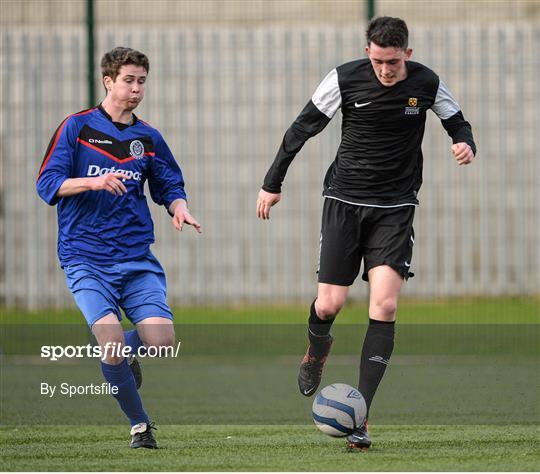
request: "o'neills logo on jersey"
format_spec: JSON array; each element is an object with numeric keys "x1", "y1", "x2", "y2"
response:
[
  {"x1": 87, "y1": 165, "x2": 142, "y2": 181},
  {"x1": 129, "y1": 140, "x2": 145, "y2": 159},
  {"x1": 405, "y1": 97, "x2": 420, "y2": 115},
  {"x1": 88, "y1": 138, "x2": 113, "y2": 144}
]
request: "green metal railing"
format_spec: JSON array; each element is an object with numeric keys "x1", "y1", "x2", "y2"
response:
[
  {"x1": 86, "y1": 0, "x2": 95, "y2": 108},
  {"x1": 367, "y1": 0, "x2": 375, "y2": 21}
]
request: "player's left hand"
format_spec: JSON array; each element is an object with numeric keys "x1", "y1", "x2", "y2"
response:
[
  {"x1": 257, "y1": 188, "x2": 281, "y2": 220},
  {"x1": 171, "y1": 200, "x2": 202, "y2": 233},
  {"x1": 451, "y1": 142, "x2": 474, "y2": 165}
]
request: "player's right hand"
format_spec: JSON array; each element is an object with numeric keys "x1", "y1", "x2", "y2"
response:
[
  {"x1": 89, "y1": 172, "x2": 130, "y2": 196},
  {"x1": 257, "y1": 188, "x2": 281, "y2": 220},
  {"x1": 451, "y1": 142, "x2": 474, "y2": 166}
]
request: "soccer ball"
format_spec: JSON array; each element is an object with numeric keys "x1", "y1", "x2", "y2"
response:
[{"x1": 312, "y1": 383, "x2": 367, "y2": 437}]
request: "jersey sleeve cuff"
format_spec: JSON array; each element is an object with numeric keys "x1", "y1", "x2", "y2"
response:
[
  {"x1": 164, "y1": 194, "x2": 188, "y2": 215},
  {"x1": 38, "y1": 176, "x2": 67, "y2": 206},
  {"x1": 262, "y1": 184, "x2": 281, "y2": 194}
]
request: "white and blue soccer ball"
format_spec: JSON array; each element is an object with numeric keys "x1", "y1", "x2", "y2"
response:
[{"x1": 312, "y1": 383, "x2": 367, "y2": 437}]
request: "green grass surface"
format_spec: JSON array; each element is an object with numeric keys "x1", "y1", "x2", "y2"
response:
[
  {"x1": 2, "y1": 296, "x2": 539, "y2": 324},
  {"x1": 1, "y1": 424, "x2": 538, "y2": 471},
  {"x1": 3, "y1": 353, "x2": 538, "y2": 426},
  {"x1": 1, "y1": 298, "x2": 538, "y2": 471}
]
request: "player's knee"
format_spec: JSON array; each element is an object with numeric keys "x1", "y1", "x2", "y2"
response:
[
  {"x1": 371, "y1": 298, "x2": 398, "y2": 319},
  {"x1": 100, "y1": 338, "x2": 126, "y2": 365},
  {"x1": 316, "y1": 298, "x2": 345, "y2": 319},
  {"x1": 160, "y1": 334, "x2": 176, "y2": 348},
  {"x1": 144, "y1": 334, "x2": 176, "y2": 351}
]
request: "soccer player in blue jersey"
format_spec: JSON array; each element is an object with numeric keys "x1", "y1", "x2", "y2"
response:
[{"x1": 37, "y1": 47, "x2": 201, "y2": 449}]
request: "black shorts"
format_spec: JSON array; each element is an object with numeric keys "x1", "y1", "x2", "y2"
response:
[{"x1": 317, "y1": 198, "x2": 415, "y2": 286}]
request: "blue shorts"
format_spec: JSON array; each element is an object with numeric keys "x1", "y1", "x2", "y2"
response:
[{"x1": 64, "y1": 253, "x2": 174, "y2": 326}]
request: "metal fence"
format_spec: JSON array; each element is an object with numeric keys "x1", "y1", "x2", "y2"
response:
[{"x1": 1, "y1": 23, "x2": 539, "y2": 307}]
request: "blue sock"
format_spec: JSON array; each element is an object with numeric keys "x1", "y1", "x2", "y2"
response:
[
  {"x1": 124, "y1": 329, "x2": 146, "y2": 356},
  {"x1": 101, "y1": 359, "x2": 149, "y2": 426}
]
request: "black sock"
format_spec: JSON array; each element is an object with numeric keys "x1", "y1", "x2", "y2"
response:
[
  {"x1": 307, "y1": 300, "x2": 334, "y2": 355},
  {"x1": 358, "y1": 318, "x2": 395, "y2": 416}
]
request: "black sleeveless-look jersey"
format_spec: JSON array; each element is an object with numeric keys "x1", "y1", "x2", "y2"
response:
[{"x1": 263, "y1": 59, "x2": 476, "y2": 207}]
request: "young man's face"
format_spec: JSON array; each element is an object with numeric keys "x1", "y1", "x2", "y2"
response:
[
  {"x1": 365, "y1": 42, "x2": 412, "y2": 87},
  {"x1": 103, "y1": 64, "x2": 147, "y2": 110}
]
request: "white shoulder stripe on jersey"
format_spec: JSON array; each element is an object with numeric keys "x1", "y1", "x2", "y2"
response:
[
  {"x1": 431, "y1": 79, "x2": 461, "y2": 120},
  {"x1": 311, "y1": 69, "x2": 341, "y2": 119}
]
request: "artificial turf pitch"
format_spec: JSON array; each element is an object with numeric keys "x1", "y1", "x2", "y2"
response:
[
  {"x1": 1, "y1": 424, "x2": 538, "y2": 471},
  {"x1": 1, "y1": 297, "x2": 538, "y2": 471}
]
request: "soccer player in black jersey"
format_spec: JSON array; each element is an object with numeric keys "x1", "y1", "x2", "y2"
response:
[{"x1": 257, "y1": 17, "x2": 476, "y2": 450}]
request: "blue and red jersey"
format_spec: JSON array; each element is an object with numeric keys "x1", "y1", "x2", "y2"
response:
[{"x1": 36, "y1": 105, "x2": 187, "y2": 267}]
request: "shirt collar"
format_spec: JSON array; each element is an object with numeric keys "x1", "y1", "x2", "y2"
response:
[{"x1": 97, "y1": 104, "x2": 138, "y2": 130}]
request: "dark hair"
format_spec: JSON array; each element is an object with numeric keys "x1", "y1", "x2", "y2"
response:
[
  {"x1": 366, "y1": 16, "x2": 409, "y2": 49},
  {"x1": 101, "y1": 47, "x2": 149, "y2": 81}
]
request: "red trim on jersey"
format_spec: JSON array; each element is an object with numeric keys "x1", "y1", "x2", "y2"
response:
[
  {"x1": 77, "y1": 138, "x2": 155, "y2": 163},
  {"x1": 37, "y1": 118, "x2": 69, "y2": 180},
  {"x1": 72, "y1": 108, "x2": 96, "y2": 117},
  {"x1": 78, "y1": 139, "x2": 136, "y2": 163},
  {"x1": 37, "y1": 108, "x2": 96, "y2": 180}
]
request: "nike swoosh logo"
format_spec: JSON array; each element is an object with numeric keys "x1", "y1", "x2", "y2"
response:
[
  {"x1": 354, "y1": 101, "x2": 372, "y2": 108},
  {"x1": 404, "y1": 262, "x2": 411, "y2": 267},
  {"x1": 303, "y1": 389, "x2": 313, "y2": 395}
]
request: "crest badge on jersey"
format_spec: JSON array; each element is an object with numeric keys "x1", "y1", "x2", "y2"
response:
[
  {"x1": 129, "y1": 140, "x2": 145, "y2": 159},
  {"x1": 405, "y1": 97, "x2": 420, "y2": 115}
]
